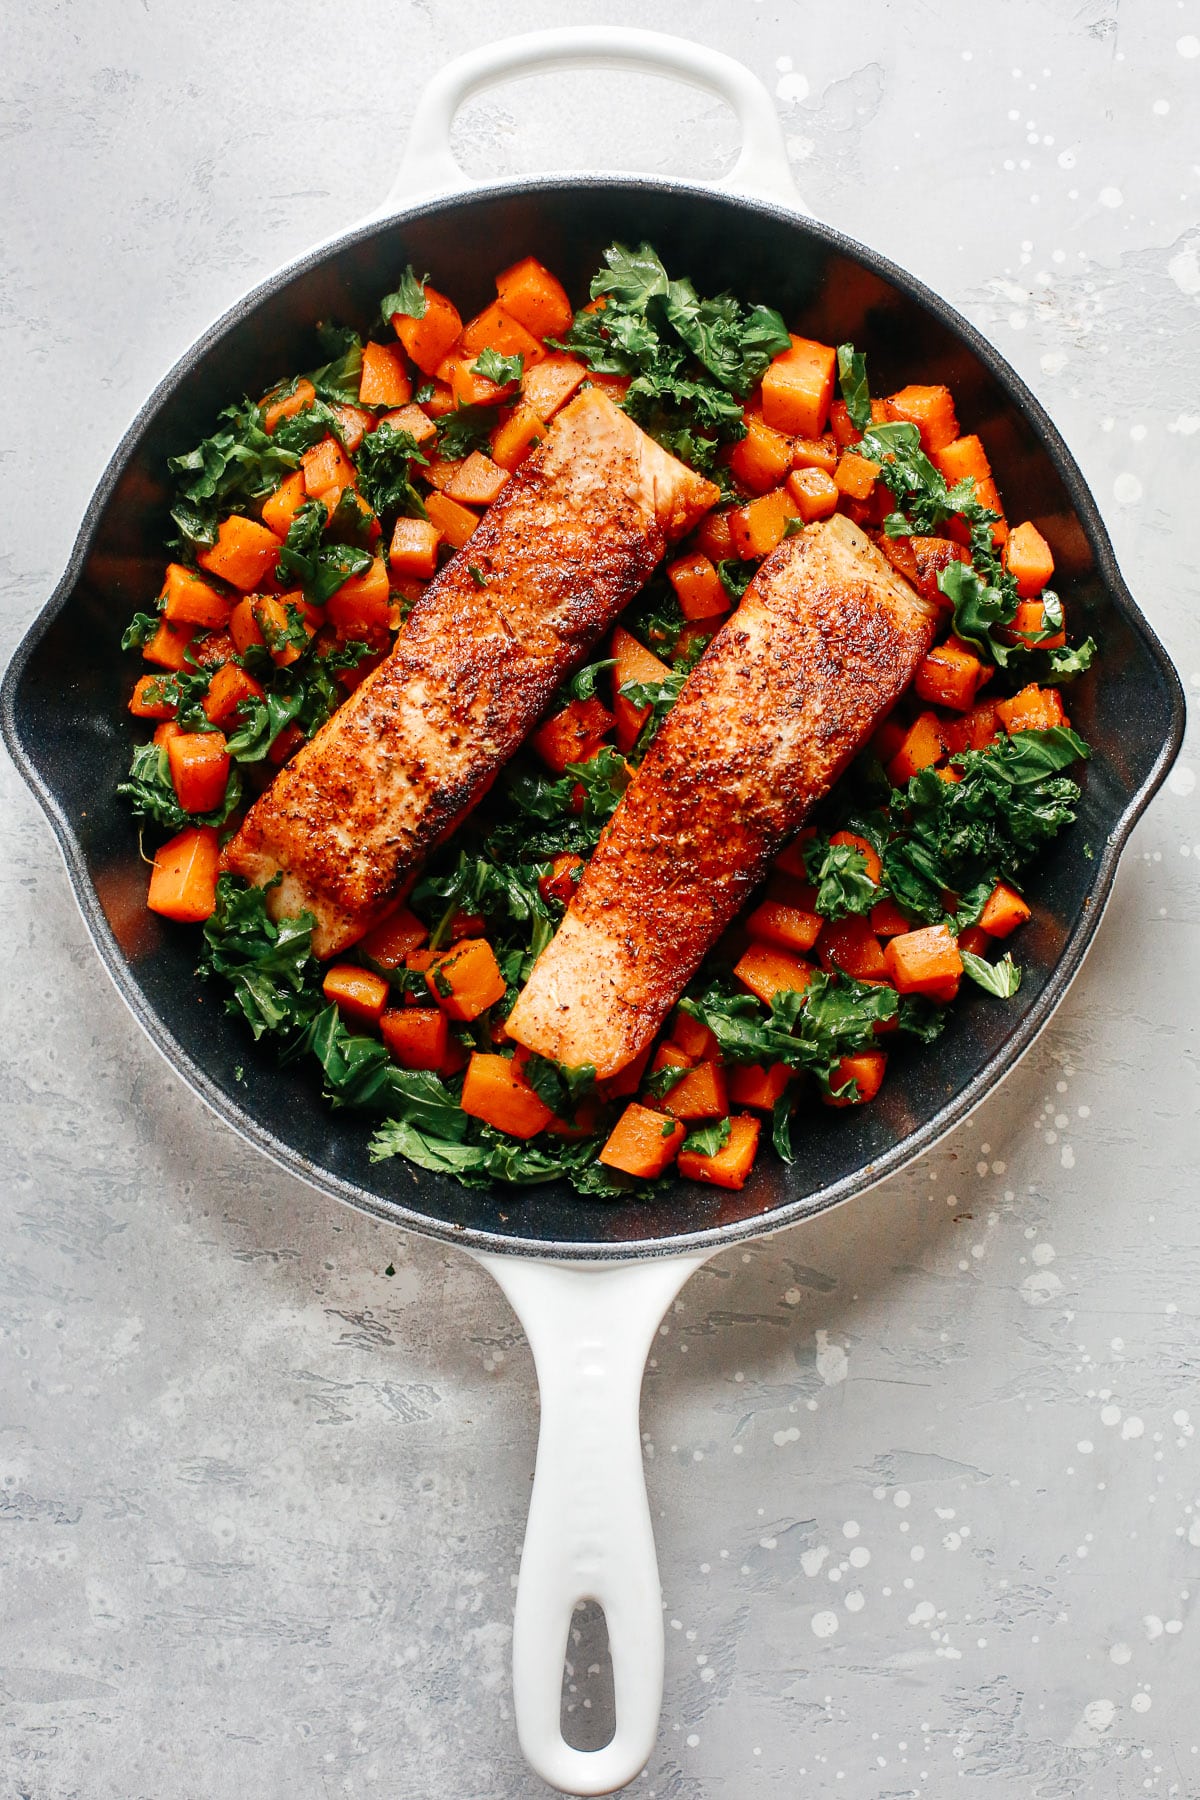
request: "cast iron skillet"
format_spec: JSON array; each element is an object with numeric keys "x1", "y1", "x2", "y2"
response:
[{"x1": 1, "y1": 31, "x2": 1184, "y2": 1797}]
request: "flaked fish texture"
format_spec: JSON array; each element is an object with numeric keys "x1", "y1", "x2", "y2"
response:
[
  {"x1": 505, "y1": 514, "x2": 940, "y2": 1078},
  {"x1": 223, "y1": 388, "x2": 718, "y2": 956}
]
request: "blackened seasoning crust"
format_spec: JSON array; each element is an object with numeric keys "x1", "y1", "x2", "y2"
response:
[
  {"x1": 223, "y1": 388, "x2": 717, "y2": 956},
  {"x1": 506, "y1": 515, "x2": 940, "y2": 1077}
]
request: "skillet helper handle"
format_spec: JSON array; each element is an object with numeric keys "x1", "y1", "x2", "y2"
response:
[
  {"x1": 474, "y1": 1250, "x2": 711, "y2": 1797},
  {"x1": 387, "y1": 27, "x2": 799, "y2": 210}
]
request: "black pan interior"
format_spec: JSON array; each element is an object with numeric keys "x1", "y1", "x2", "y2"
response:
[{"x1": 1, "y1": 179, "x2": 1184, "y2": 1257}]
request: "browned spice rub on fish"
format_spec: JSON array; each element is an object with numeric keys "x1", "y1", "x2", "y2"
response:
[
  {"x1": 222, "y1": 389, "x2": 718, "y2": 956},
  {"x1": 505, "y1": 514, "x2": 941, "y2": 1079}
]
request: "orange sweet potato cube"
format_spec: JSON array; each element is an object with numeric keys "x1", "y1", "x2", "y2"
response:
[
  {"x1": 882, "y1": 384, "x2": 959, "y2": 454},
  {"x1": 197, "y1": 515, "x2": 282, "y2": 591},
  {"x1": 359, "y1": 341, "x2": 412, "y2": 409},
  {"x1": 786, "y1": 466, "x2": 839, "y2": 523},
  {"x1": 677, "y1": 1114, "x2": 761, "y2": 1189},
  {"x1": 914, "y1": 636, "x2": 987, "y2": 712},
  {"x1": 322, "y1": 963, "x2": 390, "y2": 1028},
  {"x1": 833, "y1": 451, "x2": 881, "y2": 502},
  {"x1": 760, "y1": 336, "x2": 837, "y2": 437},
  {"x1": 521, "y1": 353, "x2": 589, "y2": 420},
  {"x1": 261, "y1": 470, "x2": 309, "y2": 539},
  {"x1": 261, "y1": 377, "x2": 315, "y2": 433},
  {"x1": 380, "y1": 1007, "x2": 449, "y2": 1071},
  {"x1": 886, "y1": 712, "x2": 946, "y2": 785},
  {"x1": 744, "y1": 899, "x2": 823, "y2": 955},
  {"x1": 388, "y1": 516, "x2": 442, "y2": 579},
  {"x1": 666, "y1": 552, "x2": 730, "y2": 622},
  {"x1": 461, "y1": 1052, "x2": 554, "y2": 1139},
  {"x1": 734, "y1": 944, "x2": 815, "y2": 1007},
  {"x1": 146, "y1": 826, "x2": 220, "y2": 923},
  {"x1": 728, "y1": 488, "x2": 798, "y2": 560},
  {"x1": 1005, "y1": 521, "x2": 1056, "y2": 597},
  {"x1": 727, "y1": 413, "x2": 794, "y2": 495},
  {"x1": 979, "y1": 882, "x2": 1032, "y2": 938},
  {"x1": 599, "y1": 1103, "x2": 686, "y2": 1178},
  {"x1": 424, "y1": 490, "x2": 478, "y2": 549},
  {"x1": 995, "y1": 684, "x2": 1068, "y2": 734},
  {"x1": 823, "y1": 1050, "x2": 888, "y2": 1108},
  {"x1": 301, "y1": 436, "x2": 357, "y2": 500},
  {"x1": 392, "y1": 285, "x2": 462, "y2": 377},
  {"x1": 661, "y1": 1060, "x2": 729, "y2": 1122},
  {"x1": 728, "y1": 1062, "x2": 791, "y2": 1110},
  {"x1": 426, "y1": 938, "x2": 507, "y2": 1022},
  {"x1": 883, "y1": 924, "x2": 963, "y2": 996},
  {"x1": 494, "y1": 255, "x2": 574, "y2": 339}
]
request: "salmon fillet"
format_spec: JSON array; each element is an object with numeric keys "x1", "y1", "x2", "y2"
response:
[
  {"x1": 223, "y1": 388, "x2": 717, "y2": 956},
  {"x1": 505, "y1": 515, "x2": 940, "y2": 1078}
]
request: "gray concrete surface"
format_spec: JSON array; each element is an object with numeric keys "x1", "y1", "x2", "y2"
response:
[{"x1": 2, "y1": 2, "x2": 1198, "y2": 1795}]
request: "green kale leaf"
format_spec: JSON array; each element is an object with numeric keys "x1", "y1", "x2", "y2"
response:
[
  {"x1": 199, "y1": 876, "x2": 321, "y2": 1038},
  {"x1": 276, "y1": 500, "x2": 373, "y2": 602},
  {"x1": 118, "y1": 740, "x2": 241, "y2": 830},
  {"x1": 961, "y1": 949, "x2": 1022, "y2": 997},
  {"x1": 353, "y1": 421, "x2": 429, "y2": 520},
  {"x1": 381, "y1": 266, "x2": 428, "y2": 322},
  {"x1": 472, "y1": 347, "x2": 524, "y2": 387},
  {"x1": 836, "y1": 343, "x2": 871, "y2": 433}
]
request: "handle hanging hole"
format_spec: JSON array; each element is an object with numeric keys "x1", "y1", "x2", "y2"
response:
[
  {"x1": 450, "y1": 69, "x2": 740, "y2": 184},
  {"x1": 560, "y1": 1600, "x2": 616, "y2": 1752}
]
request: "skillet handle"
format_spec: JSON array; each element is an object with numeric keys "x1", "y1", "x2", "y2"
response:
[
  {"x1": 386, "y1": 28, "x2": 799, "y2": 210},
  {"x1": 473, "y1": 1248, "x2": 711, "y2": 1797}
]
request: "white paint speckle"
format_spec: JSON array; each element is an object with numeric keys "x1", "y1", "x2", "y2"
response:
[
  {"x1": 1131, "y1": 1692, "x2": 1152, "y2": 1714},
  {"x1": 815, "y1": 1330, "x2": 848, "y2": 1386},
  {"x1": 1167, "y1": 764, "x2": 1196, "y2": 797},
  {"x1": 1021, "y1": 1269, "x2": 1064, "y2": 1306},
  {"x1": 894, "y1": 1490, "x2": 911, "y2": 1510},
  {"x1": 1082, "y1": 1698, "x2": 1116, "y2": 1732},
  {"x1": 1110, "y1": 1642, "x2": 1132, "y2": 1665},
  {"x1": 1121, "y1": 1416, "x2": 1144, "y2": 1440},
  {"x1": 776, "y1": 71, "x2": 810, "y2": 102},
  {"x1": 1101, "y1": 1404, "x2": 1122, "y2": 1427},
  {"x1": 1168, "y1": 239, "x2": 1200, "y2": 297},
  {"x1": 1113, "y1": 472, "x2": 1143, "y2": 505},
  {"x1": 1144, "y1": 1615, "x2": 1164, "y2": 1640},
  {"x1": 802, "y1": 1545, "x2": 830, "y2": 1577},
  {"x1": 842, "y1": 1520, "x2": 860, "y2": 1539},
  {"x1": 1032, "y1": 1242, "x2": 1056, "y2": 1266},
  {"x1": 1177, "y1": 34, "x2": 1200, "y2": 58},
  {"x1": 844, "y1": 1590, "x2": 865, "y2": 1613},
  {"x1": 1098, "y1": 186, "x2": 1123, "y2": 209},
  {"x1": 849, "y1": 1546, "x2": 871, "y2": 1568},
  {"x1": 811, "y1": 1609, "x2": 839, "y2": 1639}
]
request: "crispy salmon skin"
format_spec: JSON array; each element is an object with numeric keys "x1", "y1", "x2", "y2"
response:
[
  {"x1": 223, "y1": 388, "x2": 717, "y2": 955},
  {"x1": 505, "y1": 515, "x2": 940, "y2": 1078}
]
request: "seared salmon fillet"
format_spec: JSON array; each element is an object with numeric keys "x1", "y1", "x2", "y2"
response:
[
  {"x1": 505, "y1": 515, "x2": 940, "y2": 1078},
  {"x1": 223, "y1": 388, "x2": 717, "y2": 955}
]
